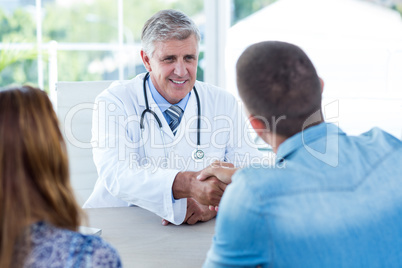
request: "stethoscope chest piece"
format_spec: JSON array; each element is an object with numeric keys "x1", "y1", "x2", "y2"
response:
[{"x1": 192, "y1": 149, "x2": 204, "y2": 161}]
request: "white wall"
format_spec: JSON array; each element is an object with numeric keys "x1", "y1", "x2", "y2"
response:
[{"x1": 225, "y1": 0, "x2": 402, "y2": 139}]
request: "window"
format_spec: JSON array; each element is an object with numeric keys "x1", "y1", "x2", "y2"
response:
[{"x1": 0, "y1": 0, "x2": 204, "y2": 93}]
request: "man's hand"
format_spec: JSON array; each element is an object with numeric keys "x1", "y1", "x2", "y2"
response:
[
  {"x1": 171, "y1": 162, "x2": 237, "y2": 220},
  {"x1": 197, "y1": 161, "x2": 238, "y2": 212},
  {"x1": 184, "y1": 198, "x2": 217, "y2": 225},
  {"x1": 172, "y1": 171, "x2": 227, "y2": 207},
  {"x1": 197, "y1": 161, "x2": 238, "y2": 184}
]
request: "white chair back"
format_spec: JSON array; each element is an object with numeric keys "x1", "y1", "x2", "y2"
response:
[{"x1": 56, "y1": 81, "x2": 113, "y2": 205}]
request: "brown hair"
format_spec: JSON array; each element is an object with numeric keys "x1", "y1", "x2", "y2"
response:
[
  {"x1": 0, "y1": 85, "x2": 83, "y2": 267},
  {"x1": 236, "y1": 41, "x2": 323, "y2": 138}
]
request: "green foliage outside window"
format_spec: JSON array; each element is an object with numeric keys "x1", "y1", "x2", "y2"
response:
[
  {"x1": 232, "y1": 0, "x2": 278, "y2": 25},
  {"x1": 1, "y1": 0, "x2": 400, "y2": 90},
  {"x1": 0, "y1": 0, "x2": 203, "y2": 90},
  {"x1": 0, "y1": 7, "x2": 37, "y2": 87},
  {"x1": 0, "y1": 43, "x2": 39, "y2": 87}
]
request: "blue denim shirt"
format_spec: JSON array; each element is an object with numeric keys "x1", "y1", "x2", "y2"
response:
[{"x1": 204, "y1": 122, "x2": 402, "y2": 268}]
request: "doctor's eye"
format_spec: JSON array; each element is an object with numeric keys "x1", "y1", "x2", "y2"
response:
[
  {"x1": 163, "y1": 57, "x2": 174, "y2": 63},
  {"x1": 185, "y1": 55, "x2": 196, "y2": 62}
]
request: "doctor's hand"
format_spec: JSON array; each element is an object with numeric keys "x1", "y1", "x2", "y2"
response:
[
  {"x1": 197, "y1": 161, "x2": 238, "y2": 212},
  {"x1": 162, "y1": 198, "x2": 216, "y2": 226},
  {"x1": 184, "y1": 198, "x2": 217, "y2": 225},
  {"x1": 197, "y1": 161, "x2": 237, "y2": 184},
  {"x1": 161, "y1": 198, "x2": 216, "y2": 225},
  {"x1": 172, "y1": 171, "x2": 227, "y2": 207}
]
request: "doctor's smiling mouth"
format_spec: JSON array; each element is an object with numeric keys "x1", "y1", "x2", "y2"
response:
[{"x1": 168, "y1": 76, "x2": 192, "y2": 92}]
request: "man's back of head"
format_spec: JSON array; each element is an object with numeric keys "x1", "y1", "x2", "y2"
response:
[{"x1": 236, "y1": 41, "x2": 323, "y2": 138}]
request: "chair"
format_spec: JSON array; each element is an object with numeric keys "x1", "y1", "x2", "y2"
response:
[{"x1": 56, "y1": 81, "x2": 114, "y2": 205}]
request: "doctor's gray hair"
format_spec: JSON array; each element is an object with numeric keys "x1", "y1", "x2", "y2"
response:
[{"x1": 141, "y1": 9, "x2": 201, "y2": 57}]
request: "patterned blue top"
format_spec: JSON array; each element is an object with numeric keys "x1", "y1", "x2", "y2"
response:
[{"x1": 15, "y1": 221, "x2": 122, "y2": 268}]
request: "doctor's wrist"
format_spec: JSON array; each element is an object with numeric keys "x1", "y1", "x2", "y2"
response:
[{"x1": 172, "y1": 171, "x2": 197, "y2": 200}]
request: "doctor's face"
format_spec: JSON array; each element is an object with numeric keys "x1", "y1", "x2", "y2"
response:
[{"x1": 141, "y1": 35, "x2": 198, "y2": 104}]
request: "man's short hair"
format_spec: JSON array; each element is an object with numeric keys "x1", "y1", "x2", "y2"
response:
[
  {"x1": 236, "y1": 41, "x2": 322, "y2": 138},
  {"x1": 141, "y1": 9, "x2": 201, "y2": 57}
]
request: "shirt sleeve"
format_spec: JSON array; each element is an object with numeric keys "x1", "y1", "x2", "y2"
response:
[{"x1": 203, "y1": 171, "x2": 271, "y2": 267}]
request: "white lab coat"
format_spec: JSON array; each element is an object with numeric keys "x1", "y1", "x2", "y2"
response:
[{"x1": 83, "y1": 73, "x2": 262, "y2": 224}]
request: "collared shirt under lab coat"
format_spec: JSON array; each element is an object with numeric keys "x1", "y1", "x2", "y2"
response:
[
  {"x1": 148, "y1": 77, "x2": 190, "y2": 123},
  {"x1": 83, "y1": 73, "x2": 262, "y2": 225}
]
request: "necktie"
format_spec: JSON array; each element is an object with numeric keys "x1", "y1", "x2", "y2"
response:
[{"x1": 166, "y1": 105, "x2": 183, "y2": 135}]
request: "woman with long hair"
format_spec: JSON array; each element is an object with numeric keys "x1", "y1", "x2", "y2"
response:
[{"x1": 0, "y1": 85, "x2": 121, "y2": 267}]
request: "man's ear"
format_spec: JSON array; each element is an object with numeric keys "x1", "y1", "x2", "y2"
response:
[
  {"x1": 248, "y1": 115, "x2": 268, "y2": 138},
  {"x1": 141, "y1": 50, "x2": 152, "y2": 72},
  {"x1": 319, "y1": 77, "x2": 324, "y2": 94}
]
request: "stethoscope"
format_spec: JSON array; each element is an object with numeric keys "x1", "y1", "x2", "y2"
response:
[{"x1": 140, "y1": 72, "x2": 204, "y2": 161}]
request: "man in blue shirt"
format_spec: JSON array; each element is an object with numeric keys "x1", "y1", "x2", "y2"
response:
[{"x1": 201, "y1": 41, "x2": 402, "y2": 267}]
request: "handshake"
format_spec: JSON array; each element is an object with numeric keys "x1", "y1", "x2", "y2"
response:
[
  {"x1": 196, "y1": 161, "x2": 238, "y2": 212},
  {"x1": 167, "y1": 161, "x2": 238, "y2": 225}
]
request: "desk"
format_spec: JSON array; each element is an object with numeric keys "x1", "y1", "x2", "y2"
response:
[{"x1": 85, "y1": 207, "x2": 215, "y2": 268}]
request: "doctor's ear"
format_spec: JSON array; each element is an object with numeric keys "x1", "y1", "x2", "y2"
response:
[{"x1": 141, "y1": 50, "x2": 152, "y2": 72}]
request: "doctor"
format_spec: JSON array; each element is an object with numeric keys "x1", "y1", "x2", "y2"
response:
[{"x1": 83, "y1": 9, "x2": 261, "y2": 225}]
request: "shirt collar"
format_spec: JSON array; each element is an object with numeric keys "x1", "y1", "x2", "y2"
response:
[
  {"x1": 275, "y1": 122, "x2": 345, "y2": 163},
  {"x1": 147, "y1": 76, "x2": 190, "y2": 112}
]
